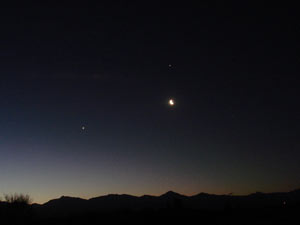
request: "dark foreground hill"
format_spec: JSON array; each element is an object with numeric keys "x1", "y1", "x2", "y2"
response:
[{"x1": 1, "y1": 189, "x2": 300, "y2": 225}]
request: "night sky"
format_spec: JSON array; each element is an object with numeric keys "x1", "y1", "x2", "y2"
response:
[{"x1": 0, "y1": 2, "x2": 299, "y2": 203}]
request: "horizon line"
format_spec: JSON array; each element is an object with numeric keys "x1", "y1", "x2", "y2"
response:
[{"x1": 26, "y1": 188, "x2": 300, "y2": 205}]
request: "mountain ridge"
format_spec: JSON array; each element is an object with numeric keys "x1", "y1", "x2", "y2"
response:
[
  {"x1": 40, "y1": 188, "x2": 300, "y2": 205},
  {"x1": 31, "y1": 188, "x2": 300, "y2": 214}
]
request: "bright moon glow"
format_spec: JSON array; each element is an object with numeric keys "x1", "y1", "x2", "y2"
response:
[{"x1": 169, "y1": 99, "x2": 175, "y2": 106}]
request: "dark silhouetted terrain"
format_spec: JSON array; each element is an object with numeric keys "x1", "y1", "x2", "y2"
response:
[{"x1": 1, "y1": 189, "x2": 299, "y2": 224}]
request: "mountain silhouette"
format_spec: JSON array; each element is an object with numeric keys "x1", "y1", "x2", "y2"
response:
[
  {"x1": 31, "y1": 189, "x2": 300, "y2": 216},
  {"x1": 160, "y1": 191, "x2": 187, "y2": 199},
  {"x1": 3, "y1": 189, "x2": 299, "y2": 225}
]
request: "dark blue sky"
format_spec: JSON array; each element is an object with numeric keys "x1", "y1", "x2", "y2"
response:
[{"x1": 0, "y1": 2, "x2": 299, "y2": 203}]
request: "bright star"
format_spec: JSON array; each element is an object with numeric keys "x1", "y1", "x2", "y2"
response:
[{"x1": 169, "y1": 99, "x2": 175, "y2": 106}]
